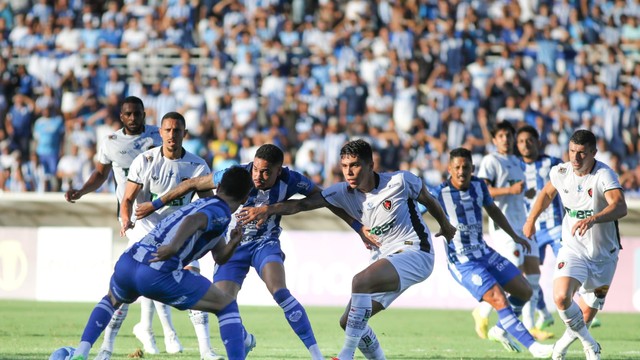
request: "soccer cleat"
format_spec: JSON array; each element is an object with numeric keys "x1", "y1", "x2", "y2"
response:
[
  {"x1": 551, "y1": 341, "x2": 567, "y2": 360},
  {"x1": 529, "y1": 342, "x2": 554, "y2": 358},
  {"x1": 245, "y1": 333, "x2": 257, "y2": 354},
  {"x1": 529, "y1": 327, "x2": 555, "y2": 341},
  {"x1": 132, "y1": 323, "x2": 160, "y2": 355},
  {"x1": 589, "y1": 317, "x2": 601, "y2": 328},
  {"x1": 471, "y1": 306, "x2": 489, "y2": 339},
  {"x1": 164, "y1": 332, "x2": 183, "y2": 354},
  {"x1": 93, "y1": 349, "x2": 112, "y2": 360},
  {"x1": 488, "y1": 326, "x2": 521, "y2": 353},
  {"x1": 584, "y1": 342, "x2": 601, "y2": 360},
  {"x1": 535, "y1": 312, "x2": 555, "y2": 330},
  {"x1": 201, "y1": 349, "x2": 225, "y2": 360},
  {"x1": 70, "y1": 356, "x2": 86, "y2": 360}
]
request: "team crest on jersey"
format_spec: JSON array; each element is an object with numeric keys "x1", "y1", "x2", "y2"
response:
[
  {"x1": 382, "y1": 199, "x2": 393, "y2": 211},
  {"x1": 558, "y1": 261, "x2": 565, "y2": 269},
  {"x1": 588, "y1": 188, "x2": 593, "y2": 198},
  {"x1": 558, "y1": 167, "x2": 567, "y2": 175},
  {"x1": 514, "y1": 249, "x2": 520, "y2": 258}
]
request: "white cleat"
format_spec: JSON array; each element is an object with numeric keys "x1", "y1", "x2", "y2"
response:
[
  {"x1": 245, "y1": 333, "x2": 257, "y2": 354},
  {"x1": 93, "y1": 349, "x2": 112, "y2": 360},
  {"x1": 201, "y1": 349, "x2": 225, "y2": 360},
  {"x1": 551, "y1": 342, "x2": 567, "y2": 360},
  {"x1": 132, "y1": 323, "x2": 160, "y2": 355},
  {"x1": 488, "y1": 326, "x2": 521, "y2": 353},
  {"x1": 529, "y1": 342, "x2": 554, "y2": 358},
  {"x1": 164, "y1": 332, "x2": 183, "y2": 354},
  {"x1": 584, "y1": 342, "x2": 601, "y2": 360}
]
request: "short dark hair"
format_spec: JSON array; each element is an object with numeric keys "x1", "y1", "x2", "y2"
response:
[
  {"x1": 122, "y1": 96, "x2": 144, "y2": 110},
  {"x1": 449, "y1": 147, "x2": 472, "y2": 162},
  {"x1": 491, "y1": 121, "x2": 516, "y2": 138},
  {"x1": 340, "y1": 139, "x2": 373, "y2": 164},
  {"x1": 255, "y1": 144, "x2": 284, "y2": 166},
  {"x1": 516, "y1": 125, "x2": 539, "y2": 140},
  {"x1": 218, "y1": 166, "x2": 252, "y2": 201},
  {"x1": 570, "y1": 129, "x2": 597, "y2": 149},
  {"x1": 161, "y1": 111, "x2": 186, "y2": 127}
]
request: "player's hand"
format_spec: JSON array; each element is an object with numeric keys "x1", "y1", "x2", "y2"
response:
[
  {"x1": 135, "y1": 202, "x2": 155, "y2": 219},
  {"x1": 572, "y1": 217, "x2": 595, "y2": 237},
  {"x1": 150, "y1": 244, "x2": 178, "y2": 263},
  {"x1": 524, "y1": 187, "x2": 536, "y2": 199},
  {"x1": 236, "y1": 206, "x2": 269, "y2": 228},
  {"x1": 360, "y1": 227, "x2": 381, "y2": 250},
  {"x1": 522, "y1": 219, "x2": 536, "y2": 238},
  {"x1": 435, "y1": 221, "x2": 457, "y2": 242},
  {"x1": 64, "y1": 189, "x2": 82, "y2": 203},
  {"x1": 228, "y1": 224, "x2": 243, "y2": 246},
  {"x1": 513, "y1": 236, "x2": 531, "y2": 254},
  {"x1": 120, "y1": 220, "x2": 134, "y2": 237},
  {"x1": 510, "y1": 181, "x2": 525, "y2": 195}
]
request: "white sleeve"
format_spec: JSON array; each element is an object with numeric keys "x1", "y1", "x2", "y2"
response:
[
  {"x1": 127, "y1": 153, "x2": 146, "y2": 184},
  {"x1": 477, "y1": 155, "x2": 496, "y2": 184}
]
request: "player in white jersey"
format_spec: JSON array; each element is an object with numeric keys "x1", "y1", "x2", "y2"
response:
[
  {"x1": 236, "y1": 139, "x2": 456, "y2": 360},
  {"x1": 474, "y1": 121, "x2": 546, "y2": 341},
  {"x1": 433, "y1": 147, "x2": 552, "y2": 358},
  {"x1": 524, "y1": 130, "x2": 627, "y2": 360},
  {"x1": 64, "y1": 97, "x2": 163, "y2": 360},
  {"x1": 67, "y1": 166, "x2": 254, "y2": 360},
  {"x1": 119, "y1": 112, "x2": 223, "y2": 360}
]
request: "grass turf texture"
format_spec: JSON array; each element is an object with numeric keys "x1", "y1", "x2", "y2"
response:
[{"x1": 1, "y1": 300, "x2": 638, "y2": 360}]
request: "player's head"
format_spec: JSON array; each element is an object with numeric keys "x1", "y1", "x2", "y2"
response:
[
  {"x1": 516, "y1": 125, "x2": 541, "y2": 161},
  {"x1": 340, "y1": 139, "x2": 374, "y2": 190},
  {"x1": 252, "y1": 144, "x2": 283, "y2": 190},
  {"x1": 448, "y1": 147, "x2": 473, "y2": 189},
  {"x1": 491, "y1": 121, "x2": 516, "y2": 155},
  {"x1": 569, "y1": 129, "x2": 597, "y2": 174},
  {"x1": 217, "y1": 166, "x2": 253, "y2": 206},
  {"x1": 160, "y1": 112, "x2": 186, "y2": 153},
  {"x1": 120, "y1": 96, "x2": 146, "y2": 135}
]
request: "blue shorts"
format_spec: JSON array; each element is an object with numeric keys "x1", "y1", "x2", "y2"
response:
[
  {"x1": 214, "y1": 238, "x2": 284, "y2": 286},
  {"x1": 448, "y1": 248, "x2": 521, "y2": 301},
  {"x1": 110, "y1": 252, "x2": 211, "y2": 310},
  {"x1": 536, "y1": 227, "x2": 562, "y2": 264}
]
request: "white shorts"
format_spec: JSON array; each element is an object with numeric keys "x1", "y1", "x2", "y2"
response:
[
  {"x1": 490, "y1": 228, "x2": 539, "y2": 267},
  {"x1": 553, "y1": 247, "x2": 618, "y2": 310},
  {"x1": 372, "y1": 249, "x2": 434, "y2": 308}
]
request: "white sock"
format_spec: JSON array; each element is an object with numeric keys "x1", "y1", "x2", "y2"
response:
[
  {"x1": 189, "y1": 309, "x2": 212, "y2": 355},
  {"x1": 154, "y1": 301, "x2": 177, "y2": 337},
  {"x1": 338, "y1": 293, "x2": 372, "y2": 360},
  {"x1": 554, "y1": 327, "x2": 579, "y2": 354},
  {"x1": 358, "y1": 325, "x2": 385, "y2": 360},
  {"x1": 139, "y1": 297, "x2": 155, "y2": 331},
  {"x1": 476, "y1": 301, "x2": 493, "y2": 318},
  {"x1": 75, "y1": 341, "x2": 92, "y2": 359},
  {"x1": 523, "y1": 274, "x2": 540, "y2": 329},
  {"x1": 557, "y1": 302, "x2": 597, "y2": 348},
  {"x1": 99, "y1": 303, "x2": 129, "y2": 352},
  {"x1": 308, "y1": 343, "x2": 324, "y2": 360}
]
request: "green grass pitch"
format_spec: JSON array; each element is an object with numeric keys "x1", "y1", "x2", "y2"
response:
[{"x1": 1, "y1": 300, "x2": 638, "y2": 359}]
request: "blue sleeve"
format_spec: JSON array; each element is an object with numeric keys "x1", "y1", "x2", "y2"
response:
[
  {"x1": 480, "y1": 180, "x2": 494, "y2": 207},
  {"x1": 284, "y1": 168, "x2": 315, "y2": 198},
  {"x1": 200, "y1": 202, "x2": 232, "y2": 235}
]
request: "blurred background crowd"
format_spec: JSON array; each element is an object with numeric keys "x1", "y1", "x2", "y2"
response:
[{"x1": 0, "y1": 0, "x2": 639, "y2": 196}]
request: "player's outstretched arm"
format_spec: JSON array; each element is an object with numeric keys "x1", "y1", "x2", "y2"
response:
[
  {"x1": 237, "y1": 191, "x2": 329, "y2": 227},
  {"x1": 212, "y1": 224, "x2": 243, "y2": 265},
  {"x1": 485, "y1": 202, "x2": 531, "y2": 253},
  {"x1": 417, "y1": 185, "x2": 456, "y2": 242},
  {"x1": 572, "y1": 188, "x2": 627, "y2": 237},
  {"x1": 150, "y1": 212, "x2": 208, "y2": 262},
  {"x1": 523, "y1": 181, "x2": 558, "y2": 238},
  {"x1": 64, "y1": 162, "x2": 112, "y2": 203},
  {"x1": 136, "y1": 175, "x2": 215, "y2": 219}
]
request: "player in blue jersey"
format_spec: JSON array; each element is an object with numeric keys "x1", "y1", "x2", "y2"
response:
[
  {"x1": 433, "y1": 147, "x2": 553, "y2": 358},
  {"x1": 68, "y1": 166, "x2": 254, "y2": 360},
  {"x1": 136, "y1": 144, "x2": 329, "y2": 360},
  {"x1": 517, "y1": 126, "x2": 564, "y2": 332}
]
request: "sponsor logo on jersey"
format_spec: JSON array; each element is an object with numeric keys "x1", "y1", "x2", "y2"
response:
[
  {"x1": 382, "y1": 199, "x2": 393, "y2": 211},
  {"x1": 588, "y1": 188, "x2": 593, "y2": 198},
  {"x1": 577, "y1": 185, "x2": 583, "y2": 193},
  {"x1": 297, "y1": 181, "x2": 310, "y2": 191},
  {"x1": 564, "y1": 207, "x2": 594, "y2": 219},
  {"x1": 557, "y1": 261, "x2": 565, "y2": 269},
  {"x1": 369, "y1": 219, "x2": 395, "y2": 236},
  {"x1": 366, "y1": 202, "x2": 375, "y2": 211}
]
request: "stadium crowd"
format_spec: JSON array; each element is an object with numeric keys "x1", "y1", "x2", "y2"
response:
[{"x1": 0, "y1": 0, "x2": 639, "y2": 195}]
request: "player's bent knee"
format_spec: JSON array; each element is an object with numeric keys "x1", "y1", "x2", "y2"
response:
[{"x1": 553, "y1": 292, "x2": 571, "y2": 309}]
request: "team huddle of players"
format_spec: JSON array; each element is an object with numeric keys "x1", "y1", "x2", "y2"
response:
[{"x1": 60, "y1": 96, "x2": 625, "y2": 360}]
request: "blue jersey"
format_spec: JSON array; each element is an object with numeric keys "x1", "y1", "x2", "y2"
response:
[
  {"x1": 128, "y1": 196, "x2": 232, "y2": 272},
  {"x1": 433, "y1": 176, "x2": 493, "y2": 264},
  {"x1": 520, "y1": 155, "x2": 564, "y2": 231},
  {"x1": 214, "y1": 163, "x2": 314, "y2": 244}
]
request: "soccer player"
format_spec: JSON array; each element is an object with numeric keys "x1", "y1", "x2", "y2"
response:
[
  {"x1": 432, "y1": 147, "x2": 553, "y2": 358},
  {"x1": 119, "y1": 112, "x2": 223, "y2": 360},
  {"x1": 516, "y1": 126, "x2": 563, "y2": 332},
  {"x1": 136, "y1": 144, "x2": 328, "y2": 359},
  {"x1": 236, "y1": 139, "x2": 457, "y2": 360},
  {"x1": 523, "y1": 130, "x2": 627, "y2": 360},
  {"x1": 474, "y1": 121, "x2": 546, "y2": 341},
  {"x1": 69, "y1": 166, "x2": 254, "y2": 360}
]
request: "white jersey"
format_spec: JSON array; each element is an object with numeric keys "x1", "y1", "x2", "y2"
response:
[
  {"x1": 549, "y1": 161, "x2": 623, "y2": 262},
  {"x1": 127, "y1": 147, "x2": 211, "y2": 240},
  {"x1": 478, "y1": 152, "x2": 527, "y2": 236},
  {"x1": 97, "y1": 125, "x2": 162, "y2": 203},
  {"x1": 322, "y1": 171, "x2": 434, "y2": 260}
]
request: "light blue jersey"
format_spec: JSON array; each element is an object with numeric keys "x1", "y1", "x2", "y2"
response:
[
  {"x1": 128, "y1": 196, "x2": 232, "y2": 272},
  {"x1": 433, "y1": 176, "x2": 493, "y2": 264},
  {"x1": 520, "y1": 155, "x2": 564, "y2": 233}
]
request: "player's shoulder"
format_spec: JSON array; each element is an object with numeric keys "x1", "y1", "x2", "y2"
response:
[
  {"x1": 551, "y1": 161, "x2": 571, "y2": 176},
  {"x1": 182, "y1": 150, "x2": 209, "y2": 165}
]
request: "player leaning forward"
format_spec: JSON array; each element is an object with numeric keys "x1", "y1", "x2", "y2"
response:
[
  {"x1": 523, "y1": 130, "x2": 627, "y2": 360},
  {"x1": 237, "y1": 139, "x2": 457, "y2": 359}
]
